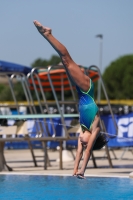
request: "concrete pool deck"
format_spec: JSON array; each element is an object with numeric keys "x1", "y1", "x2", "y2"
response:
[{"x1": 1, "y1": 148, "x2": 133, "y2": 178}]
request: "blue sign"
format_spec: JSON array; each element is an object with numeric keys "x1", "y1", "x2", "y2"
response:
[{"x1": 101, "y1": 113, "x2": 133, "y2": 147}]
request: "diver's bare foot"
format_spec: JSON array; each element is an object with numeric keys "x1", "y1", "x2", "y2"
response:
[{"x1": 33, "y1": 20, "x2": 52, "y2": 37}]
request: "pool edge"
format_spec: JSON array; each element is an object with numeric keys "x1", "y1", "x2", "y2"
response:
[{"x1": 0, "y1": 172, "x2": 130, "y2": 179}]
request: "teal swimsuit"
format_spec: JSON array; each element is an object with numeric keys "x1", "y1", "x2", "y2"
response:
[{"x1": 76, "y1": 79, "x2": 98, "y2": 131}]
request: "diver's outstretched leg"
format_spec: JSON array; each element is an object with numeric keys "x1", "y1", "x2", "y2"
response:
[{"x1": 33, "y1": 20, "x2": 90, "y2": 92}]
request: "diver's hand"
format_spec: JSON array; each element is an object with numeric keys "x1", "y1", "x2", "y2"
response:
[
  {"x1": 72, "y1": 169, "x2": 78, "y2": 177},
  {"x1": 76, "y1": 171, "x2": 85, "y2": 179}
]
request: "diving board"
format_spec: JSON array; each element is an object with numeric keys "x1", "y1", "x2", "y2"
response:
[{"x1": 0, "y1": 114, "x2": 79, "y2": 119}]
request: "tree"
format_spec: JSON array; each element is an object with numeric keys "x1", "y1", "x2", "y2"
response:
[
  {"x1": 102, "y1": 54, "x2": 133, "y2": 99},
  {"x1": 31, "y1": 55, "x2": 61, "y2": 68},
  {"x1": 0, "y1": 82, "x2": 26, "y2": 101}
]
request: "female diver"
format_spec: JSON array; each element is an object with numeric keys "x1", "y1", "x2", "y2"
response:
[{"x1": 33, "y1": 20, "x2": 107, "y2": 179}]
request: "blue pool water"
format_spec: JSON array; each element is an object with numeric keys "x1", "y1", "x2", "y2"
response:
[{"x1": 0, "y1": 175, "x2": 133, "y2": 200}]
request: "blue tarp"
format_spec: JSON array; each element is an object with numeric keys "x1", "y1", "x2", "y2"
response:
[{"x1": 0, "y1": 60, "x2": 32, "y2": 75}]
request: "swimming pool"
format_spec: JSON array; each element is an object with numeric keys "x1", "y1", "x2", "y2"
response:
[{"x1": 0, "y1": 175, "x2": 133, "y2": 200}]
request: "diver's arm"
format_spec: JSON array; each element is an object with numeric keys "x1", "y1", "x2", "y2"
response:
[
  {"x1": 73, "y1": 137, "x2": 83, "y2": 175},
  {"x1": 77, "y1": 127, "x2": 100, "y2": 178}
]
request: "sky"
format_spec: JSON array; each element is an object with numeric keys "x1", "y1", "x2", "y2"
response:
[{"x1": 0, "y1": 0, "x2": 133, "y2": 73}]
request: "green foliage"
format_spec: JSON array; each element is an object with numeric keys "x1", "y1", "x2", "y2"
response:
[
  {"x1": 13, "y1": 82, "x2": 26, "y2": 101},
  {"x1": 0, "y1": 84, "x2": 13, "y2": 101},
  {"x1": 102, "y1": 54, "x2": 133, "y2": 99},
  {"x1": 0, "y1": 82, "x2": 26, "y2": 101},
  {"x1": 31, "y1": 55, "x2": 61, "y2": 68}
]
